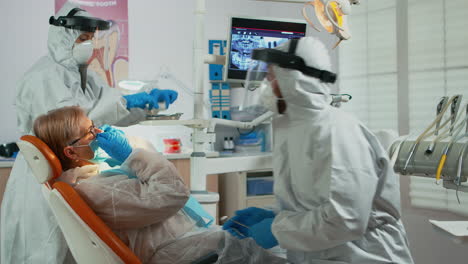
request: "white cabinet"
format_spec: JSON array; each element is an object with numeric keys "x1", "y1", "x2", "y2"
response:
[{"x1": 219, "y1": 170, "x2": 276, "y2": 218}]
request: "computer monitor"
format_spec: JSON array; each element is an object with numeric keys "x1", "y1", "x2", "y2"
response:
[{"x1": 224, "y1": 16, "x2": 307, "y2": 83}]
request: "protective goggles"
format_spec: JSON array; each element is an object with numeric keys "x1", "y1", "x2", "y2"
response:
[
  {"x1": 244, "y1": 38, "x2": 337, "y2": 91},
  {"x1": 68, "y1": 121, "x2": 97, "y2": 146},
  {"x1": 49, "y1": 8, "x2": 111, "y2": 33}
]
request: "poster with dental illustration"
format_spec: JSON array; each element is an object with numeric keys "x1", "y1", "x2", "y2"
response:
[{"x1": 55, "y1": 0, "x2": 129, "y2": 88}]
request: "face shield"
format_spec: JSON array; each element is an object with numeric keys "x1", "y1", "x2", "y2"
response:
[
  {"x1": 240, "y1": 60, "x2": 274, "y2": 115},
  {"x1": 49, "y1": 7, "x2": 111, "y2": 33},
  {"x1": 50, "y1": 8, "x2": 114, "y2": 91},
  {"x1": 240, "y1": 38, "x2": 337, "y2": 115},
  {"x1": 50, "y1": 7, "x2": 113, "y2": 67},
  {"x1": 88, "y1": 22, "x2": 120, "y2": 87}
]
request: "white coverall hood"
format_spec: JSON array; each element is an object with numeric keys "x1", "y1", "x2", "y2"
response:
[
  {"x1": 48, "y1": 2, "x2": 93, "y2": 71},
  {"x1": 272, "y1": 36, "x2": 333, "y2": 116}
]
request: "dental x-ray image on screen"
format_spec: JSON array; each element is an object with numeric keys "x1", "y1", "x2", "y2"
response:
[
  {"x1": 230, "y1": 35, "x2": 289, "y2": 71},
  {"x1": 225, "y1": 16, "x2": 307, "y2": 82}
]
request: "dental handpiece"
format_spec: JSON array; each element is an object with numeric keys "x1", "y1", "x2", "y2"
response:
[
  {"x1": 219, "y1": 216, "x2": 250, "y2": 229},
  {"x1": 220, "y1": 216, "x2": 249, "y2": 238},
  {"x1": 435, "y1": 96, "x2": 449, "y2": 136},
  {"x1": 403, "y1": 143, "x2": 417, "y2": 174},
  {"x1": 456, "y1": 143, "x2": 468, "y2": 185}
]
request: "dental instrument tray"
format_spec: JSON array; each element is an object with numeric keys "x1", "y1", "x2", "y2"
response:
[{"x1": 146, "y1": 113, "x2": 183, "y2": 120}]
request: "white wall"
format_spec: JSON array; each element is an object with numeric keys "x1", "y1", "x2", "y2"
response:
[
  {"x1": 0, "y1": 0, "x2": 338, "y2": 150},
  {"x1": 0, "y1": 0, "x2": 54, "y2": 143}
]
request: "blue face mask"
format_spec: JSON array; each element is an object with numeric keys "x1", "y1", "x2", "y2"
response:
[{"x1": 74, "y1": 139, "x2": 108, "y2": 164}]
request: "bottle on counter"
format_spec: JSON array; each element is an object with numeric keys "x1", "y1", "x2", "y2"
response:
[
  {"x1": 223, "y1": 137, "x2": 230, "y2": 152},
  {"x1": 229, "y1": 137, "x2": 235, "y2": 151}
]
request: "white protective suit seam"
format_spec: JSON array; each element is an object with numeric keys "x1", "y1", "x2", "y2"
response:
[
  {"x1": 275, "y1": 205, "x2": 361, "y2": 252},
  {"x1": 330, "y1": 165, "x2": 375, "y2": 176},
  {"x1": 111, "y1": 181, "x2": 118, "y2": 228},
  {"x1": 25, "y1": 224, "x2": 61, "y2": 262}
]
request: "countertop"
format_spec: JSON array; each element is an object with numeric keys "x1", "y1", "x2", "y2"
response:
[
  {"x1": 165, "y1": 151, "x2": 274, "y2": 174},
  {"x1": 163, "y1": 151, "x2": 220, "y2": 160},
  {"x1": 0, "y1": 160, "x2": 14, "y2": 168},
  {"x1": 0, "y1": 152, "x2": 273, "y2": 173},
  {"x1": 205, "y1": 152, "x2": 273, "y2": 174}
]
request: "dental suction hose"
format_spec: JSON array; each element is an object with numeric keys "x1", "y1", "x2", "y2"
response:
[
  {"x1": 402, "y1": 95, "x2": 459, "y2": 173},
  {"x1": 392, "y1": 139, "x2": 468, "y2": 188}
]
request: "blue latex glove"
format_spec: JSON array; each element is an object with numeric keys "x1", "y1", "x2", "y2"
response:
[
  {"x1": 96, "y1": 132, "x2": 132, "y2": 163},
  {"x1": 222, "y1": 207, "x2": 275, "y2": 239},
  {"x1": 148, "y1": 88, "x2": 178, "y2": 109},
  {"x1": 248, "y1": 218, "x2": 278, "y2": 249},
  {"x1": 123, "y1": 92, "x2": 150, "y2": 109},
  {"x1": 99, "y1": 124, "x2": 125, "y2": 136}
]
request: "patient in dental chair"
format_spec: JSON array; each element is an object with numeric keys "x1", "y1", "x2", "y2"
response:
[{"x1": 32, "y1": 106, "x2": 284, "y2": 264}]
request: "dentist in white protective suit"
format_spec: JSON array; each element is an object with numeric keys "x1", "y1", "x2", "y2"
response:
[
  {"x1": 1, "y1": 3, "x2": 178, "y2": 263},
  {"x1": 223, "y1": 36, "x2": 414, "y2": 264}
]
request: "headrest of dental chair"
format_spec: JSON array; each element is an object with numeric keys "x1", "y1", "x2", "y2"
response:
[{"x1": 17, "y1": 135, "x2": 62, "y2": 184}]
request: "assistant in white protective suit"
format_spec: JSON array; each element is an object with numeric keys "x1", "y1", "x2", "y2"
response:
[
  {"x1": 31, "y1": 106, "x2": 286, "y2": 264},
  {"x1": 223, "y1": 37, "x2": 414, "y2": 263},
  {"x1": 1, "y1": 3, "x2": 177, "y2": 263}
]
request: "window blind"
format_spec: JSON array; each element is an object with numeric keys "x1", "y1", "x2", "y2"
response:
[
  {"x1": 407, "y1": 0, "x2": 468, "y2": 215},
  {"x1": 339, "y1": 1, "x2": 398, "y2": 131},
  {"x1": 339, "y1": 0, "x2": 468, "y2": 215}
]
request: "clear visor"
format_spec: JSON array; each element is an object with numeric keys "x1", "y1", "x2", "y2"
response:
[
  {"x1": 239, "y1": 60, "x2": 274, "y2": 116},
  {"x1": 244, "y1": 60, "x2": 269, "y2": 92},
  {"x1": 88, "y1": 23, "x2": 120, "y2": 87}
]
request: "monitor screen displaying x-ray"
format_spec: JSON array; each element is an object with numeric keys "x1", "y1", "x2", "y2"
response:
[{"x1": 225, "y1": 16, "x2": 307, "y2": 83}]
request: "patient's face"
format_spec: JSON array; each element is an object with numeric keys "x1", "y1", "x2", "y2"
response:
[{"x1": 71, "y1": 116, "x2": 102, "y2": 160}]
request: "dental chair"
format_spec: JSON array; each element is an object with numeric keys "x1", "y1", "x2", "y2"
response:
[{"x1": 18, "y1": 135, "x2": 141, "y2": 264}]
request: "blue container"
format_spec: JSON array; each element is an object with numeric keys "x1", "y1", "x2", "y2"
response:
[{"x1": 247, "y1": 177, "x2": 274, "y2": 196}]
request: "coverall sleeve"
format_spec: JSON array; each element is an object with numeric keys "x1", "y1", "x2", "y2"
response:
[
  {"x1": 75, "y1": 149, "x2": 190, "y2": 230},
  {"x1": 86, "y1": 71, "x2": 146, "y2": 127},
  {"x1": 16, "y1": 67, "x2": 145, "y2": 135},
  {"x1": 272, "y1": 138, "x2": 381, "y2": 252}
]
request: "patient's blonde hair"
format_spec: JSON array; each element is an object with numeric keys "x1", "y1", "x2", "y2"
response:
[{"x1": 33, "y1": 106, "x2": 87, "y2": 170}]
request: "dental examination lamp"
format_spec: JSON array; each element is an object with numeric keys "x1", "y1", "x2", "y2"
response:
[
  {"x1": 254, "y1": 0, "x2": 361, "y2": 48},
  {"x1": 391, "y1": 95, "x2": 468, "y2": 193}
]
